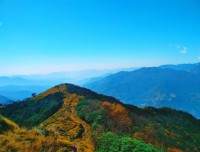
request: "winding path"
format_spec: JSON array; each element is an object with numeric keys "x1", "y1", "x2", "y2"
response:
[{"x1": 39, "y1": 85, "x2": 94, "y2": 152}]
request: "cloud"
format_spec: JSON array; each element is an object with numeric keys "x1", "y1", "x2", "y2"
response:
[
  {"x1": 170, "y1": 44, "x2": 188, "y2": 54},
  {"x1": 180, "y1": 47, "x2": 187, "y2": 54}
]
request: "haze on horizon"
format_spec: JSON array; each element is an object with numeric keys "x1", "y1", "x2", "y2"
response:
[{"x1": 0, "y1": 0, "x2": 200, "y2": 75}]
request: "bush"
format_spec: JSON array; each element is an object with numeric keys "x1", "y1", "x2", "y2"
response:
[{"x1": 96, "y1": 132, "x2": 159, "y2": 152}]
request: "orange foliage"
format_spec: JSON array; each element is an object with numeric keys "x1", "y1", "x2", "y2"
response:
[
  {"x1": 134, "y1": 132, "x2": 146, "y2": 139},
  {"x1": 0, "y1": 127, "x2": 72, "y2": 152},
  {"x1": 134, "y1": 131, "x2": 153, "y2": 143},
  {"x1": 164, "y1": 130, "x2": 175, "y2": 140},
  {"x1": 169, "y1": 132, "x2": 175, "y2": 139},
  {"x1": 100, "y1": 101, "x2": 133, "y2": 133},
  {"x1": 167, "y1": 147, "x2": 183, "y2": 152},
  {"x1": 133, "y1": 125, "x2": 156, "y2": 143}
]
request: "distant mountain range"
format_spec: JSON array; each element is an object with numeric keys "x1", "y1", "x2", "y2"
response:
[
  {"x1": 0, "y1": 67, "x2": 138, "y2": 101},
  {"x1": 85, "y1": 63, "x2": 200, "y2": 118},
  {"x1": 0, "y1": 85, "x2": 50, "y2": 101},
  {"x1": 0, "y1": 95, "x2": 13, "y2": 105},
  {"x1": 159, "y1": 62, "x2": 200, "y2": 73},
  {"x1": 0, "y1": 84, "x2": 199, "y2": 151},
  {"x1": 1, "y1": 62, "x2": 200, "y2": 107},
  {"x1": 0, "y1": 76, "x2": 75, "y2": 101}
]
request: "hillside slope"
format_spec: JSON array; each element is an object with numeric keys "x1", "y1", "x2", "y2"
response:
[
  {"x1": 84, "y1": 67, "x2": 200, "y2": 118},
  {"x1": 0, "y1": 84, "x2": 200, "y2": 151},
  {"x1": 0, "y1": 84, "x2": 94, "y2": 151}
]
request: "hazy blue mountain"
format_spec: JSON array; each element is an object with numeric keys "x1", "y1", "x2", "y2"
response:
[
  {"x1": 0, "y1": 68, "x2": 132, "y2": 100},
  {"x1": 0, "y1": 85, "x2": 48, "y2": 92},
  {"x1": 84, "y1": 67, "x2": 200, "y2": 118},
  {"x1": 20, "y1": 67, "x2": 139, "y2": 85},
  {"x1": 191, "y1": 63, "x2": 200, "y2": 74},
  {"x1": 159, "y1": 63, "x2": 200, "y2": 75},
  {"x1": 0, "y1": 76, "x2": 73, "y2": 101},
  {"x1": 159, "y1": 62, "x2": 200, "y2": 72},
  {"x1": 82, "y1": 76, "x2": 105, "y2": 86},
  {"x1": 0, "y1": 90, "x2": 32, "y2": 101},
  {"x1": 0, "y1": 85, "x2": 50, "y2": 100},
  {"x1": 0, "y1": 95, "x2": 13, "y2": 105},
  {"x1": 0, "y1": 77, "x2": 34, "y2": 86}
]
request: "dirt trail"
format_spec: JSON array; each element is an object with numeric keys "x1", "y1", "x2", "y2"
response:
[
  {"x1": 64, "y1": 94, "x2": 94, "y2": 152},
  {"x1": 40, "y1": 85, "x2": 94, "y2": 152}
]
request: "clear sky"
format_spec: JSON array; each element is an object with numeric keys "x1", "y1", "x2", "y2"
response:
[{"x1": 0, "y1": 0, "x2": 200, "y2": 75}]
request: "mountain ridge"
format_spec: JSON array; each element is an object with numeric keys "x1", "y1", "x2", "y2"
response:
[
  {"x1": 84, "y1": 67, "x2": 200, "y2": 118},
  {"x1": 0, "y1": 83, "x2": 200, "y2": 151}
]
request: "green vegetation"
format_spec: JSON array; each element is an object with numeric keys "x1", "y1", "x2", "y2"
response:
[
  {"x1": 76, "y1": 86, "x2": 200, "y2": 151},
  {"x1": 0, "y1": 92, "x2": 64, "y2": 128},
  {"x1": 0, "y1": 83, "x2": 200, "y2": 151},
  {"x1": 96, "y1": 132, "x2": 159, "y2": 152},
  {"x1": 76, "y1": 98, "x2": 161, "y2": 151}
]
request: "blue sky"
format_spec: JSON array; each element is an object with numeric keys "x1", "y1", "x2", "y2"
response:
[{"x1": 0, "y1": 0, "x2": 200, "y2": 75}]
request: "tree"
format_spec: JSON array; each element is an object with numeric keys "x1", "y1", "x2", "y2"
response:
[{"x1": 32, "y1": 93, "x2": 37, "y2": 97}]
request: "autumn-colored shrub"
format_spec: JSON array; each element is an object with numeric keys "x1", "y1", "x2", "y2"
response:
[
  {"x1": 100, "y1": 101, "x2": 133, "y2": 133},
  {"x1": 167, "y1": 147, "x2": 183, "y2": 152}
]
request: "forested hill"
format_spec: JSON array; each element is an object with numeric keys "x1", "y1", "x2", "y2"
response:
[
  {"x1": 0, "y1": 84, "x2": 200, "y2": 151},
  {"x1": 84, "y1": 67, "x2": 200, "y2": 118}
]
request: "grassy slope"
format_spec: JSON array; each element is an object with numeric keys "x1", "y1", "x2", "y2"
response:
[
  {"x1": 39, "y1": 85, "x2": 94, "y2": 151},
  {"x1": 0, "y1": 84, "x2": 94, "y2": 152},
  {"x1": 0, "y1": 87, "x2": 64, "y2": 128}
]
